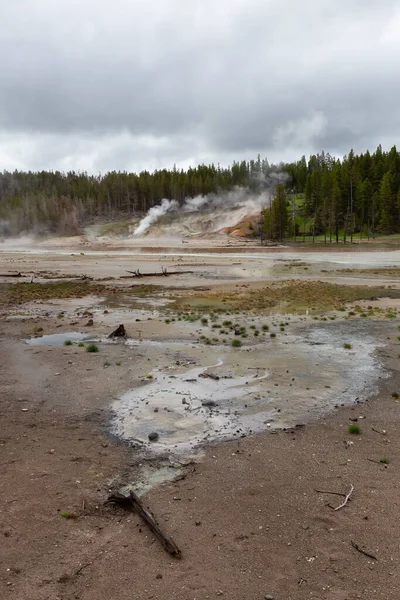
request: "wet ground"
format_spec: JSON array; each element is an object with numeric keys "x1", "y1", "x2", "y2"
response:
[{"x1": 110, "y1": 319, "x2": 387, "y2": 457}]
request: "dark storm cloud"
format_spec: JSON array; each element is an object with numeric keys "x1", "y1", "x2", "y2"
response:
[{"x1": 0, "y1": 0, "x2": 399, "y2": 171}]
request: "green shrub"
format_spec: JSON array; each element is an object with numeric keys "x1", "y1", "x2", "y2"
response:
[
  {"x1": 231, "y1": 339, "x2": 242, "y2": 347},
  {"x1": 64, "y1": 340, "x2": 72, "y2": 346},
  {"x1": 348, "y1": 423, "x2": 360, "y2": 435},
  {"x1": 86, "y1": 344, "x2": 99, "y2": 353}
]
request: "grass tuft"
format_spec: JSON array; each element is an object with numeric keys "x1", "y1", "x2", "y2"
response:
[
  {"x1": 348, "y1": 423, "x2": 361, "y2": 435},
  {"x1": 231, "y1": 339, "x2": 242, "y2": 348},
  {"x1": 61, "y1": 511, "x2": 77, "y2": 519},
  {"x1": 86, "y1": 343, "x2": 99, "y2": 353}
]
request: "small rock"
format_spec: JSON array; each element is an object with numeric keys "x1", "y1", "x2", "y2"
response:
[
  {"x1": 148, "y1": 432, "x2": 159, "y2": 441},
  {"x1": 264, "y1": 596, "x2": 275, "y2": 600}
]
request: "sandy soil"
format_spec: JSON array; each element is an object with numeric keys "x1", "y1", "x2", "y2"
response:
[{"x1": 1, "y1": 240, "x2": 400, "y2": 600}]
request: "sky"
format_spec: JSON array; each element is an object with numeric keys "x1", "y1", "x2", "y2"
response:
[{"x1": 1, "y1": 0, "x2": 399, "y2": 174}]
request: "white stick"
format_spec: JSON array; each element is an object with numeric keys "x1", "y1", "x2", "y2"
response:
[{"x1": 334, "y1": 484, "x2": 354, "y2": 511}]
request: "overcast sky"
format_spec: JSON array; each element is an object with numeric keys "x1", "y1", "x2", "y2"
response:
[{"x1": 0, "y1": 0, "x2": 399, "y2": 173}]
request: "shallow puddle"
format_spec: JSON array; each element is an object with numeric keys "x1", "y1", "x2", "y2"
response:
[
  {"x1": 26, "y1": 332, "x2": 89, "y2": 346},
  {"x1": 111, "y1": 320, "x2": 386, "y2": 456}
]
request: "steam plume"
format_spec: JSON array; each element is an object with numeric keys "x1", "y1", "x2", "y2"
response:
[
  {"x1": 133, "y1": 198, "x2": 179, "y2": 235},
  {"x1": 133, "y1": 172, "x2": 288, "y2": 236}
]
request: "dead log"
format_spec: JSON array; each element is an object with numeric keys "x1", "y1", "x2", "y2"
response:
[
  {"x1": 199, "y1": 372, "x2": 220, "y2": 381},
  {"x1": 108, "y1": 324, "x2": 127, "y2": 339},
  {"x1": 108, "y1": 491, "x2": 182, "y2": 558},
  {"x1": 0, "y1": 272, "x2": 22, "y2": 277},
  {"x1": 126, "y1": 269, "x2": 194, "y2": 278}
]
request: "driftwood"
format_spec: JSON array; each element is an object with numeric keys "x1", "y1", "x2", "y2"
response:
[
  {"x1": 351, "y1": 540, "x2": 377, "y2": 560},
  {"x1": 315, "y1": 485, "x2": 354, "y2": 510},
  {"x1": 126, "y1": 267, "x2": 194, "y2": 278},
  {"x1": 108, "y1": 491, "x2": 182, "y2": 558},
  {"x1": 0, "y1": 272, "x2": 22, "y2": 277},
  {"x1": 108, "y1": 324, "x2": 127, "y2": 339},
  {"x1": 333, "y1": 485, "x2": 354, "y2": 511},
  {"x1": 199, "y1": 372, "x2": 220, "y2": 381}
]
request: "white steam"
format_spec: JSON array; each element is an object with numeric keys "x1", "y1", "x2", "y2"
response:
[
  {"x1": 133, "y1": 173, "x2": 288, "y2": 236},
  {"x1": 133, "y1": 198, "x2": 179, "y2": 235}
]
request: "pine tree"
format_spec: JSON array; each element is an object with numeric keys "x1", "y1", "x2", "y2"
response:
[{"x1": 264, "y1": 184, "x2": 289, "y2": 241}]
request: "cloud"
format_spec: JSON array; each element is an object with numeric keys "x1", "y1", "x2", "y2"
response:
[{"x1": 0, "y1": 0, "x2": 399, "y2": 172}]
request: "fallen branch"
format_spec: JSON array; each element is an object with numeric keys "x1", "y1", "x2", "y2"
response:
[
  {"x1": 108, "y1": 491, "x2": 182, "y2": 558},
  {"x1": 333, "y1": 484, "x2": 354, "y2": 511},
  {"x1": 371, "y1": 427, "x2": 387, "y2": 436},
  {"x1": 0, "y1": 272, "x2": 22, "y2": 277},
  {"x1": 351, "y1": 540, "x2": 377, "y2": 560},
  {"x1": 126, "y1": 269, "x2": 194, "y2": 278},
  {"x1": 315, "y1": 489, "x2": 347, "y2": 498}
]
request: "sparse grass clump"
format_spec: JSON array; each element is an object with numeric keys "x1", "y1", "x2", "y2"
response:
[
  {"x1": 86, "y1": 343, "x2": 99, "y2": 353},
  {"x1": 348, "y1": 423, "x2": 361, "y2": 435},
  {"x1": 380, "y1": 456, "x2": 390, "y2": 464},
  {"x1": 262, "y1": 325, "x2": 269, "y2": 331},
  {"x1": 78, "y1": 342, "x2": 85, "y2": 347},
  {"x1": 392, "y1": 392, "x2": 399, "y2": 399},
  {"x1": 61, "y1": 511, "x2": 77, "y2": 519},
  {"x1": 201, "y1": 318, "x2": 208, "y2": 325},
  {"x1": 270, "y1": 332, "x2": 276, "y2": 338},
  {"x1": 64, "y1": 340, "x2": 72, "y2": 346},
  {"x1": 165, "y1": 319, "x2": 171, "y2": 324},
  {"x1": 231, "y1": 339, "x2": 242, "y2": 347},
  {"x1": 344, "y1": 343, "x2": 352, "y2": 350}
]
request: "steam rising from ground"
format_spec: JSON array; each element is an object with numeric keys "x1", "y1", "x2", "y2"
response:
[
  {"x1": 133, "y1": 176, "x2": 287, "y2": 236},
  {"x1": 133, "y1": 199, "x2": 179, "y2": 235}
]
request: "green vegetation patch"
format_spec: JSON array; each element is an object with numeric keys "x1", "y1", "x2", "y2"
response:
[
  {"x1": 0, "y1": 281, "x2": 107, "y2": 305},
  {"x1": 174, "y1": 281, "x2": 400, "y2": 314}
]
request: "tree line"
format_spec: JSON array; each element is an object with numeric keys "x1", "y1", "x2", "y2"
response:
[
  {"x1": 0, "y1": 145, "x2": 399, "y2": 239},
  {"x1": 279, "y1": 145, "x2": 400, "y2": 242}
]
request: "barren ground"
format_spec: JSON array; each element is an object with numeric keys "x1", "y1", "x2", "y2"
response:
[{"x1": 1, "y1": 238, "x2": 400, "y2": 600}]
